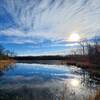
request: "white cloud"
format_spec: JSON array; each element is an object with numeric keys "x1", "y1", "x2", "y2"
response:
[{"x1": 1, "y1": 0, "x2": 100, "y2": 42}]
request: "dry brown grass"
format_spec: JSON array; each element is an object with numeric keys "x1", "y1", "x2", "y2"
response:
[
  {"x1": 88, "y1": 89, "x2": 100, "y2": 100},
  {"x1": 0, "y1": 60, "x2": 15, "y2": 70}
]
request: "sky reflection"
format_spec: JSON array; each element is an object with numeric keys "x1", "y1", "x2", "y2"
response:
[
  {"x1": 0, "y1": 63, "x2": 99, "y2": 100},
  {"x1": 0, "y1": 63, "x2": 82, "y2": 88}
]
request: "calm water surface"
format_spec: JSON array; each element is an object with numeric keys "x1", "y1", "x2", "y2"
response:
[{"x1": 0, "y1": 63, "x2": 100, "y2": 100}]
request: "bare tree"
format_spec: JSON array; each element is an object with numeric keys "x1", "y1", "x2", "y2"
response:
[
  {"x1": 0, "y1": 44, "x2": 16, "y2": 60},
  {"x1": 78, "y1": 37, "x2": 100, "y2": 64},
  {"x1": 0, "y1": 44, "x2": 5, "y2": 55}
]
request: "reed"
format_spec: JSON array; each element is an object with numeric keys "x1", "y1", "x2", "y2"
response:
[
  {"x1": 0, "y1": 60, "x2": 15, "y2": 70},
  {"x1": 88, "y1": 89, "x2": 100, "y2": 100}
]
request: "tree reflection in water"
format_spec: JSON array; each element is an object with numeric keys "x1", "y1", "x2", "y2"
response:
[
  {"x1": 0, "y1": 63, "x2": 15, "y2": 77},
  {"x1": 0, "y1": 63, "x2": 99, "y2": 100}
]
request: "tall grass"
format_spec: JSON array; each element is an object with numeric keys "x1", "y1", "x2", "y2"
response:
[{"x1": 88, "y1": 89, "x2": 100, "y2": 100}]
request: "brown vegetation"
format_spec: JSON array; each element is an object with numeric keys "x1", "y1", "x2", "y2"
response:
[
  {"x1": 0, "y1": 60, "x2": 15, "y2": 71},
  {"x1": 88, "y1": 89, "x2": 100, "y2": 100}
]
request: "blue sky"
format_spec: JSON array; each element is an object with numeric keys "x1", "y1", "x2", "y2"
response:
[{"x1": 0, "y1": 0, "x2": 100, "y2": 56}]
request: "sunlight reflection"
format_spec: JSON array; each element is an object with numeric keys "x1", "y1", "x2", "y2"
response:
[{"x1": 70, "y1": 79, "x2": 80, "y2": 87}]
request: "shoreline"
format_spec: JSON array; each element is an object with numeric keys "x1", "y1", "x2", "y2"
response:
[
  {"x1": 0, "y1": 60, "x2": 16, "y2": 70},
  {"x1": 0, "y1": 59, "x2": 100, "y2": 77},
  {"x1": 64, "y1": 60, "x2": 100, "y2": 77}
]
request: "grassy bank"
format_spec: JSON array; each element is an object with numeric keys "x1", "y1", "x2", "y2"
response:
[
  {"x1": 88, "y1": 89, "x2": 100, "y2": 100},
  {"x1": 0, "y1": 60, "x2": 15, "y2": 71},
  {"x1": 61, "y1": 60, "x2": 100, "y2": 77}
]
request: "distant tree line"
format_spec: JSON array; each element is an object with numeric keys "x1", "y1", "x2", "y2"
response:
[
  {"x1": 77, "y1": 38, "x2": 100, "y2": 64},
  {"x1": 0, "y1": 44, "x2": 15, "y2": 60}
]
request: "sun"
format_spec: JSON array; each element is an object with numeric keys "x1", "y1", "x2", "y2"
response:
[{"x1": 68, "y1": 32, "x2": 80, "y2": 42}]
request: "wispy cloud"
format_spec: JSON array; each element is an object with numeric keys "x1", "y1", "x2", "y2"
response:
[{"x1": 0, "y1": 0, "x2": 100, "y2": 39}]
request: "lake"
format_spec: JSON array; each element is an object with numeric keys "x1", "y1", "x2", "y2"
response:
[{"x1": 0, "y1": 62, "x2": 100, "y2": 100}]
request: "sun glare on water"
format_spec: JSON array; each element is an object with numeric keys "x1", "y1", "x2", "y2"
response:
[
  {"x1": 68, "y1": 32, "x2": 80, "y2": 42},
  {"x1": 70, "y1": 79, "x2": 80, "y2": 87}
]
